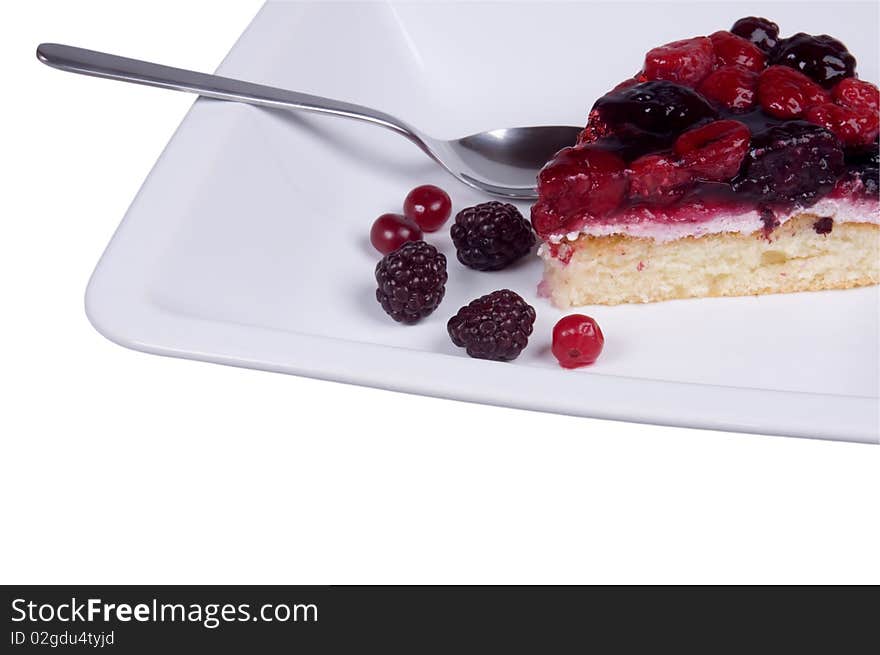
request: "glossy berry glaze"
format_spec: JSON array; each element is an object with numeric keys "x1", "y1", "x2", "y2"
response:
[{"x1": 531, "y1": 18, "x2": 880, "y2": 245}]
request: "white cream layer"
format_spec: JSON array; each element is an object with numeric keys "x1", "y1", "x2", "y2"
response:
[{"x1": 543, "y1": 197, "x2": 880, "y2": 247}]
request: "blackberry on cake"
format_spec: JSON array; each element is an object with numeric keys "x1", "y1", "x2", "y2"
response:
[{"x1": 730, "y1": 16, "x2": 779, "y2": 52}]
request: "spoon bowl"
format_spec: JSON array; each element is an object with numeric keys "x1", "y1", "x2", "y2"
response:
[
  {"x1": 440, "y1": 126, "x2": 583, "y2": 198},
  {"x1": 37, "y1": 43, "x2": 580, "y2": 199}
]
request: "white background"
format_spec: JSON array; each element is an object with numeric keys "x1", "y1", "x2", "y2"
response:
[{"x1": 1, "y1": 0, "x2": 878, "y2": 584}]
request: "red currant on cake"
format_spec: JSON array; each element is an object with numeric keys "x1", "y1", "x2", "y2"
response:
[
  {"x1": 551, "y1": 315, "x2": 605, "y2": 369},
  {"x1": 403, "y1": 184, "x2": 452, "y2": 232},
  {"x1": 531, "y1": 16, "x2": 879, "y2": 307},
  {"x1": 370, "y1": 213, "x2": 422, "y2": 255}
]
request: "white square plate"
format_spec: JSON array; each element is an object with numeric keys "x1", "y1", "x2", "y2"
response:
[{"x1": 86, "y1": 0, "x2": 880, "y2": 442}]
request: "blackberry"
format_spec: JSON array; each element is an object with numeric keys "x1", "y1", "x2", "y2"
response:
[
  {"x1": 845, "y1": 140, "x2": 880, "y2": 168},
  {"x1": 770, "y1": 33, "x2": 856, "y2": 88},
  {"x1": 838, "y1": 141, "x2": 878, "y2": 198},
  {"x1": 861, "y1": 168, "x2": 879, "y2": 197},
  {"x1": 730, "y1": 16, "x2": 779, "y2": 53},
  {"x1": 732, "y1": 121, "x2": 844, "y2": 205},
  {"x1": 447, "y1": 290, "x2": 536, "y2": 362},
  {"x1": 850, "y1": 142, "x2": 880, "y2": 196},
  {"x1": 450, "y1": 201, "x2": 535, "y2": 271},
  {"x1": 375, "y1": 241, "x2": 447, "y2": 324},
  {"x1": 589, "y1": 81, "x2": 718, "y2": 159}
]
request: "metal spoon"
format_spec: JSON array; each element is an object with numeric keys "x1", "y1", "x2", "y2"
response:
[{"x1": 37, "y1": 43, "x2": 581, "y2": 199}]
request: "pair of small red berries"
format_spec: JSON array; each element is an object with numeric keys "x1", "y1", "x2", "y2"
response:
[
  {"x1": 370, "y1": 184, "x2": 452, "y2": 255},
  {"x1": 551, "y1": 314, "x2": 604, "y2": 369}
]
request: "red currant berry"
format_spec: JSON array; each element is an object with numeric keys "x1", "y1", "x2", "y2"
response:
[
  {"x1": 551, "y1": 314, "x2": 605, "y2": 369},
  {"x1": 369, "y1": 213, "x2": 422, "y2": 255},
  {"x1": 403, "y1": 184, "x2": 452, "y2": 232}
]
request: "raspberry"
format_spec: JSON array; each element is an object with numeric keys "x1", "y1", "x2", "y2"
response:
[
  {"x1": 447, "y1": 290, "x2": 536, "y2": 362},
  {"x1": 450, "y1": 201, "x2": 535, "y2": 271},
  {"x1": 805, "y1": 103, "x2": 879, "y2": 147},
  {"x1": 578, "y1": 109, "x2": 609, "y2": 144},
  {"x1": 730, "y1": 16, "x2": 779, "y2": 53},
  {"x1": 770, "y1": 33, "x2": 856, "y2": 88},
  {"x1": 551, "y1": 315, "x2": 605, "y2": 369},
  {"x1": 589, "y1": 81, "x2": 717, "y2": 151},
  {"x1": 628, "y1": 153, "x2": 694, "y2": 204},
  {"x1": 733, "y1": 121, "x2": 844, "y2": 204},
  {"x1": 698, "y1": 66, "x2": 758, "y2": 110},
  {"x1": 674, "y1": 120, "x2": 751, "y2": 181},
  {"x1": 833, "y1": 78, "x2": 879, "y2": 113},
  {"x1": 643, "y1": 37, "x2": 715, "y2": 87},
  {"x1": 532, "y1": 145, "x2": 628, "y2": 238},
  {"x1": 757, "y1": 66, "x2": 830, "y2": 118},
  {"x1": 758, "y1": 80, "x2": 804, "y2": 118},
  {"x1": 708, "y1": 31, "x2": 766, "y2": 72},
  {"x1": 374, "y1": 241, "x2": 447, "y2": 324}
]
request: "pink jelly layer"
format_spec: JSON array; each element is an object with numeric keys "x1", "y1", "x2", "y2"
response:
[{"x1": 540, "y1": 196, "x2": 880, "y2": 248}]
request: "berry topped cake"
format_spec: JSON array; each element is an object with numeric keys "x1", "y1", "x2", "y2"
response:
[{"x1": 532, "y1": 17, "x2": 879, "y2": 306}]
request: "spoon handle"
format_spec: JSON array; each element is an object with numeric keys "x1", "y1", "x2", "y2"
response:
[{"x1": 36, "y1": 43, "x2": 421, "y2": 142}]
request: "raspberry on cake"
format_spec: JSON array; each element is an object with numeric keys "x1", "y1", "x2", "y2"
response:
[{"x1": 532, "y1": 17, "x2": 879, "y2": 306}]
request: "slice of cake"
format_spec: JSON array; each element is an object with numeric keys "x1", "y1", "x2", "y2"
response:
[{"x1": 531, "y1": 16, "x2": 879, "y2": 306}]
